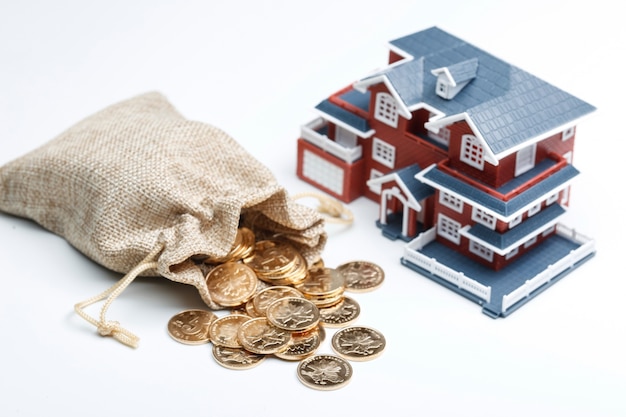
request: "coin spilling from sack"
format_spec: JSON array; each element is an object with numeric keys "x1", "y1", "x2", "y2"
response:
[{"x1": 167, "y1": 226, "x2": 386, "y2": 390}]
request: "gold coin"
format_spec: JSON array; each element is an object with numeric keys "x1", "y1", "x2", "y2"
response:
[
  {"x1": 274, "y1": 326, "x2": 323, "y2": 361},
  {"x1": 206, "y1": 262, "x2": 258, "y2": 307},
  {"x1": 295, "y1": 267, "x2": 345, "y2": 299},
  {"x1": 318, "y1": 296, "x2": 360, "y2": 328},
  {"x1": 208, "y1": 314, "x2": 251, "y2": 348},
  {"x1": 266, "y1": 297, "x2": 320, "y2": 333},
  {"x1": 236, "y1": 317, "x2": 291, "y2": 355},
  {"x1": 167, "y1": 309, "x2": 217, "y2": 345},
  {"x1": 331, "y1": 326, "x2": 386, "y2": 361},
  {"x1": 336, "y1": 260, "x2": 384, "y2": 292},
  {"x1": 297, "y1": 354, "x2": 352, "y2": 391},
  {"x1": 244, "y1": 240, "x2": 299, "y2": 277},
  {"x1": 252, "y1": 285, "x2": 304, "y2": 316},
  {"x1": 212, "y1": 345, "x2": 265, "y2": 370}
]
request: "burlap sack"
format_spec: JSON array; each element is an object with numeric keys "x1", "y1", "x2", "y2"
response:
[{"x1": 0, "y1": 92, "x2": 327, "y2": 346}]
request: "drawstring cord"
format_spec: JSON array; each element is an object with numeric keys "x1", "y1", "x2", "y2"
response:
[
  {"x1": 291, "y1": 192, "x2": 354, "y2": 225},
  {"x1": 74, "y1": 244, "x2": 163, "y2": 348}
]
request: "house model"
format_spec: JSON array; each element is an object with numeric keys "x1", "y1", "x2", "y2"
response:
[{"x1": 296, "y1": 26, "x2": 596, "y2": 318}]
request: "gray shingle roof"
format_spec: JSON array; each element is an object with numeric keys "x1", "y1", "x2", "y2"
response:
[{"x1": 362, "y1": 27, "x2": 595, "y2": 156}]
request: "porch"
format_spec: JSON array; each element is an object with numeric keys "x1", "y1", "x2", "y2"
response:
[{"x1": 401, "y1": 224, "x2": 596, "y2": 318}]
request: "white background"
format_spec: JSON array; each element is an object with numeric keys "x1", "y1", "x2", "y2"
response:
[{"x1": 1, "y1": 1, "x2": 624, "y2": 416}]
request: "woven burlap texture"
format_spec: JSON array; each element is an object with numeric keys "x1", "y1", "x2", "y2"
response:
[{"x1": 0, "y1": 92, "x2": 327, "y2": 344}]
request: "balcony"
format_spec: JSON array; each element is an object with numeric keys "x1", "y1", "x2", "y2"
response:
[{"x1": 300, "y1": 117, "x2": 363, "y2": 163}]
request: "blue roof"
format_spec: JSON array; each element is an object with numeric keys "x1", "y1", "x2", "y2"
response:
[
  {"x1": 466, "y1": 203, "x2": 566, "y2": 249},
  {"x1": 396, "y1": 164, "x2": 435, "y2": 201},
  {"x1": 363, "y1": 27, "x2": 596, "y2": 156},
  {"x1": 421, "y1": 164, "x2": 579, "y2": 217},
  {"x1": 315, "y1": 99, "x2": 371, "y2": 133}
]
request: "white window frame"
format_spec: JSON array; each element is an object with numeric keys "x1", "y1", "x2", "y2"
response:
[
  {"x1": 546, "y1": 192, "x2": 559, "y2": 205},
  {"x1": 505, "y1": 247, "x2": 519, "y2": 260},
  {"x1": 439, "y1": 191, "x2": 464, "y2": 213},
  {"x1": 515, "y1": 143, "x2": 536, "y2": 176},
  {"x1": 471, "y1": 206, "x2": 496, "y2": 230},
  {"x1": 427, "y1": 113, "x2": 451, "y2": 146},
  {"x1": 528, "y1": 203, "x2": 541, "y2": 217},
  {"x1": 374, "y1": 92, "x2": 399, "y2": 128},
  {"x1": 469, "y1": 241, "x2": 494, "y2": 262},
  {"x1": 509, "y1": 214, "x2": 522, "y2": 229},
  {"x1": 372, "y1": 137, "x2": 396, "y2": 169},
  {"x1": 524, "y1": 236, "x2": 538, "y2": 248},
  {"x1": 460, "y1": 134, "x2": 485, "y2": 170},
  {"x1": 542, "y1": 225, "x2": 555, "y2": 237},
  {"x1": 437, "y1": 214, "x2": 461, "y2": 244},
  {"x1": 562, "y1": 126, "x2": 575, "y2": 141}
]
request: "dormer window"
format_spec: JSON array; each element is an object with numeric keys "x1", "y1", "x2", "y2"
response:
[{"x1": 431, "y1": 58, "x2": 478, "y2": 100}]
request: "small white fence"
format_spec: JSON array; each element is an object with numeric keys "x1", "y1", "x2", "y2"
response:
[
  {"x1": 501, "y1": 224, "x2": 595, "y2": 313},
  {"x1": 403, "y1": 228, "x2": 492, "y2": 303},
  {"x1": 301, "y1": 118, "x2": 362, "y2": 163}
]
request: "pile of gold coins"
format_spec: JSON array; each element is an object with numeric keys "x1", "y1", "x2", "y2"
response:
[{"x1": 167, "y1": 226, "x2": 386, "y2": 391}]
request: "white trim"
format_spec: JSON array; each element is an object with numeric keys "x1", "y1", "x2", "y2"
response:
[
  {"x1": 439, "y1": 191, "x2": 464, "y2": 213},
  {"x1": 515, "y1": 143, "x2": 537, "y2": 176},
  {"x1": 459, "y1": 213, "x2": 565, "y2": 256},
  {"x1": 469, "y1": 240, "x2": 494, "y2": 262},
  {"x1": 471, "y1": 206, "x2": 496, "y2": 230},
  {"x1": 374, "y1": 92, "x2": 399, "y2": 127},
  {"x1": 368, "y1": 169, "x2": 384, "y2": 194},
  {"x1": 562, "y1": 126, "x2": 575, "y2": 141},
  {"x1": 416, "y1": 164, "x2": 577, "y2": 223},
  {"x1": 372, "y1": 137, "x2": 396, "y2": 169},
  {"x1": 426, "y1": 113, "x2": 594, "y2": 163},
  {"x1": 312, "y1": 108, "x2": 376, "y2": 138},
  {"x1": 368, "y1": 171, "x2": 422, "y2": 211},
  {"x1": 437, "y1": 214, "x2": 462, "y2": 244},
  {"x1": 426, "y1": 113, "x2": 499, "y2": 165},
  {"x1": 354, "y1": 76, "x2": 412, "y2": 119}
]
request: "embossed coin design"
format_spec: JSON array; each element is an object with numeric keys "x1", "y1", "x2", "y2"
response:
[
  {"x1": 212, "y1": 345, "x2": 266, "y2": 370},
  {"x1": 336, "y1": 260, "x2": 385, "y2": 292},
  {"x1": 318, "y1": 296, "x2": 360, "y2": 328},
  {"x1": 297, "y1": 354, "x2": 353, "y2": 391},
  {"x1": 208, "y1": 314, "x2": 251, "y2": 348},
  {"x1": 331, "y1": 326, "x2": 386, "y2": 361},
  {"x1": 266, "y1": 297, "x2": 320, "y2": 333},
  {"x1": 237, "y1": 317, "x2": 291, "y2": 355},
  {"x1": 167, "y1": 309, "x2": 217, "y2": 345},
  {"x1": 274, "y1": 327, "x2": 323, "y2": 361},
  {"x1": 252, "y1": 286, "x2": 304, "y2": 316},
  {"x1": 206, "y1": 262, "x2": 258, "y2": 307}
]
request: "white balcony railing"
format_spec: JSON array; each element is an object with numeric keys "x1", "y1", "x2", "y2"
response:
[
  {"x1": 300, "y1": 118, "x2": 362, "y2": 163},
  {"x1": 403, "y1": 228, "x2": 492, "y2": 303},
  {"x1": 501, "y1": 224, "x2": 595, "y2": 313}
]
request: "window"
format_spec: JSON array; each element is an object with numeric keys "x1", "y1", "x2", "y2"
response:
[
  {"x1": 460, "y1": 134, "x2": 485, "y2": 170},
  {"x1": 428, "y1": 125, "x2": 451, "y2": 146},
  {"x1": 302, "y1": 150, "x2": 344, "y2": 195},
  {"x1": 469, "y1": 241, "x2": 494, "y2": 262},
  {"x1": 472, "y1": 207, "x2": 496, "y2": 230},
  {"x1": 528, "y1": 203, "x2": 541, "y2": 217},
  {"x1": 437, "y1": 214, "x2": 461, "y2": 244},
  {"x1": 505, "y1": 247, "x2": 519, "y2": 260},
  {"x1": 524, "y1": 236, "x2": 537, "y2": 248},
  {"x1": 562, "y1": 126, "x2": 575, "y2": 141},
  {"x1": 374, "y1": 93, "x2": 399, "y2": 127},
  {"x1": 515, "y1": 143, "x2": 536, "y2": 176},
  {"x1": 509, "y1": 214, "x2": 522, "y2": 229},
  {"x1": 542, "y1": 226, "x2": 555, "y2": 237},
  {"x1": 546, "y1": 192, "x2": 559, "y2": 205},
  {"x1": 439, "y1": 191, "x2": 464, "y2": 213},
  {"x1": 372, "y1": 138, "x2": 396, "y2": 168}
]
